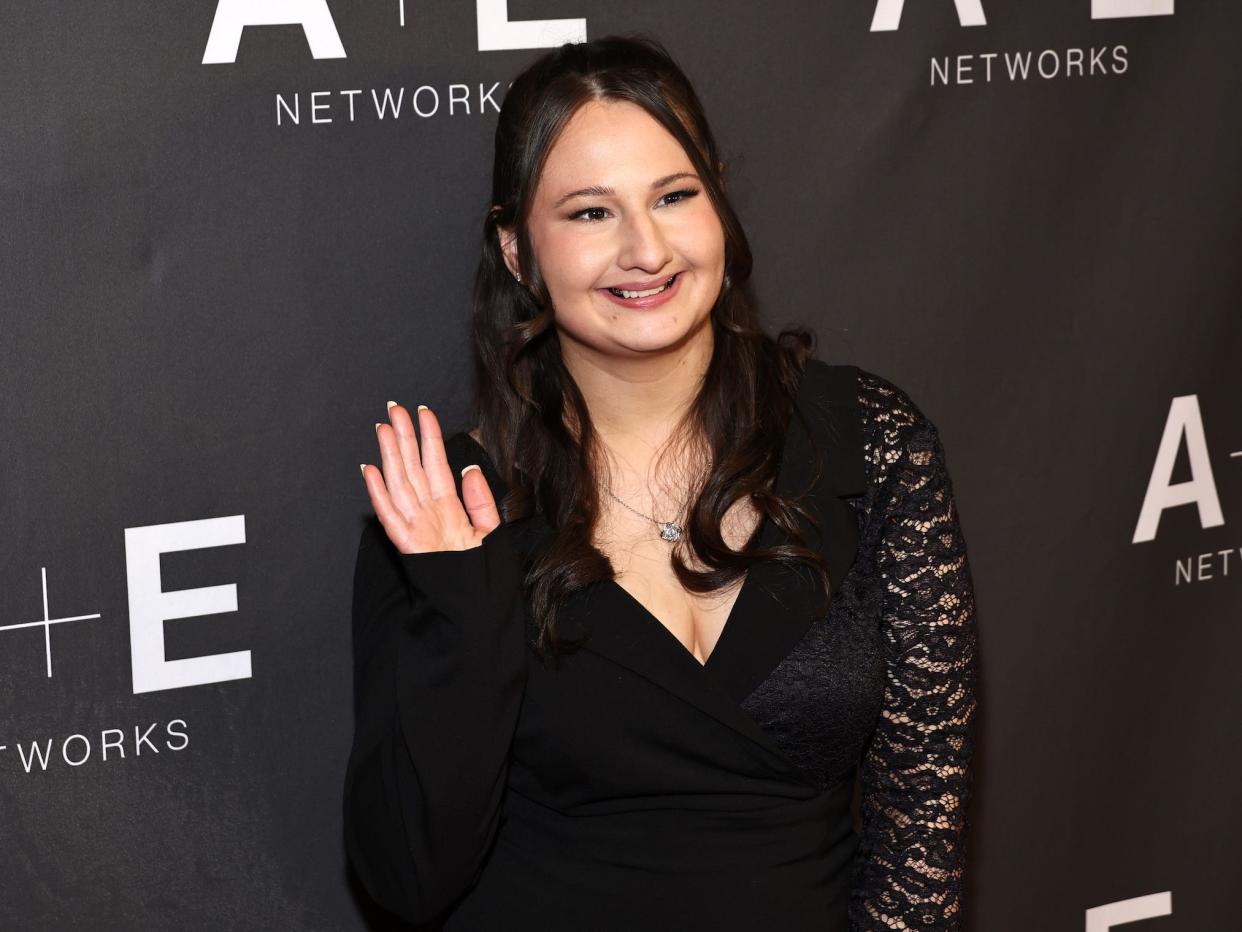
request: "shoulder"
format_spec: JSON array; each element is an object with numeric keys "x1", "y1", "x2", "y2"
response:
[
  {"x1": 801, "y1": 360, "x2": 946, "y2": 491},
  {"x1": 853, "y1": 365, "x2": 938, "y2": 437},
  {"x1": 795, "y1": 357, "x2": 858, "y2": 411},
  {"x1": 797, "y1": 358, "x2": 937, "y2": 436},
  {"x1": 849, "y1": 366, "x2": 954, "y2": 503}
]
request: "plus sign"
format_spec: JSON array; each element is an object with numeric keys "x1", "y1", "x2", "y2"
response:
[{"x1": 0, "y1": 567, "x2": 102, "y2": 677}]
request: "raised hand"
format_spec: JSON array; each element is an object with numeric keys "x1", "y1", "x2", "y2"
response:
[{"x1": 360, "y1": 402, "x2": 501, "y2": 554}]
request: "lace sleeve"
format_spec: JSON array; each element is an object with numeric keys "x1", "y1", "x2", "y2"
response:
[{"x1": 849, "y1": 372, "x2": 979, "y2": 931}]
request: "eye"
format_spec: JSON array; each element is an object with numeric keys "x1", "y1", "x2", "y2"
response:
[
  {"x1": 568, "y1": 206, "x2": 610, "y2": 223},
  {"x1": 566, "y1": 188, "x2": 701, "y2": 224},
  {"x1": 658, "y1": 187, "x2": 701, "y2": 206}
]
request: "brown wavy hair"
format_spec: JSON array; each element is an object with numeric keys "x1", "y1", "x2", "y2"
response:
[{"x1": 467, "y1": 33, "x2": 833, "y2": 659}]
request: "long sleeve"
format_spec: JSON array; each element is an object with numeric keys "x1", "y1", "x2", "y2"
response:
[
  {"x1": 849, "y1": 375, "x2": 979, "y2": 931},
  {"x1": 342, "y1": 502, "x2": 529, "y2": 927}
]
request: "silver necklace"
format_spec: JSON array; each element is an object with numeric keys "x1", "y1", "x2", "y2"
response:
[
  {"x1": 601, "y1": 457, "x2": 711, "y2": 543},
  {"x1": 602, "y1": 484, "x2": 686, "y2": 542}
]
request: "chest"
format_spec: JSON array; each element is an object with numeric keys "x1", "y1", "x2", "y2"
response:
[
  {"x1": 594, "y1": 493, "x2": 762, "y2": 666},
  {"x1": 504, "y1": 553, "x2": 886, "y2": 803}
]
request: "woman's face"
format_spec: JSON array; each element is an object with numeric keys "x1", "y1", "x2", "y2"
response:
[{"x1": 500, "y1": 98, "x2": 726, "y2": 362}]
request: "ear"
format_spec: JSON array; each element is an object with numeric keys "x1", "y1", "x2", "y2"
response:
[{"x1": 495, "y1": 220, "x2": 520, "y2": 279}]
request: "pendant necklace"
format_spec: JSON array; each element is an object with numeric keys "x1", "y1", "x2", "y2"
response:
[
  {"x1": 601, "y1": 459, "x2": 710, "y2": 544},
  {"x1": 602, "y1": 485, "x2": 686, "y2": 542}
]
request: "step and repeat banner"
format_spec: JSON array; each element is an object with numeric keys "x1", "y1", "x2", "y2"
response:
[{"x1": 2, "y1": 2, "x2": 1236, "y2": 929}]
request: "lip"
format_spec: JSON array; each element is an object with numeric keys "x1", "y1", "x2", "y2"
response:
[
  {"x1": 598, "y1": 272, "x2": 683, "y2": 310},
  {"x1": 605, "y1": 273, "x2": 679, "y2": 291}
]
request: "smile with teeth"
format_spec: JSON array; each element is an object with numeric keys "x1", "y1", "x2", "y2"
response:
[{"x1": 608, "y1": 274, "x2": 678, "y2": 299}]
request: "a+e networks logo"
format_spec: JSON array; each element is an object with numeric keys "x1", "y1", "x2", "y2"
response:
[{"x1": 2, "y1": 515, "x2": 249, "y2": 694}]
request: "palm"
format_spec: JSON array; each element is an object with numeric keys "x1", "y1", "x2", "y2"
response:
[{"x1": 360, "y1": 403, "x2": 501, "y2": 554}]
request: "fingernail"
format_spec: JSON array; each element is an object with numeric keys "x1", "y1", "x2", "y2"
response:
[
  {"x1": 359, "y1": 464, "x2": 367, "y2": 475},
  {"x1": 386, "y1": 400, "x2": 397, "y2": 410},
  {"x1": 375, "y1": 422, "x2": 383, "y2": 433},
  {"x1": 461, "y1": 464, "x2": 481, "y2": 478},
  {"x1": 417, "y1": 404, "x2": 429, "y2": 412}
]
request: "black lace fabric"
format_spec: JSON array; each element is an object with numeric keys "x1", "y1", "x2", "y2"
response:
[
  {"x1": 847, "y1": 370, "x2": 978, "y2": 930},
  {"x1": 739, "y1": 367, "x2": 978, "y2": 930}
]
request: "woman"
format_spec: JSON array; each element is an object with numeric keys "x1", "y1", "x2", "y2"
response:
[{"x1": 345, "y1": 33, "x2": 977, "y2": 932}]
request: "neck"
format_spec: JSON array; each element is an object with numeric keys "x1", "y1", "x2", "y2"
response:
[{"x1": 559, "y1": 327, "x2": 713, "y2": 462}]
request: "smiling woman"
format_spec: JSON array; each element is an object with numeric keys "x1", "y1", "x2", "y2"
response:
[
  {"x1": 497, "y1": 95, "x2": 727, "y2": 361},
  {"x1": 345, "y1": 32, "x2": 977, "y2": 932}
]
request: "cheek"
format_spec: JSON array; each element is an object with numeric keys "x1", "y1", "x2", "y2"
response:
[
  {"x1": 675, "y1": 209, "x2": 726, "y2": 267},
  {"x1": 539, "y1": 228, "x2": 611, "y2": 289}
]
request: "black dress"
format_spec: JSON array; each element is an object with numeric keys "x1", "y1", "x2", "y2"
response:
[{"x1": 342, "y1": 361, "x2": 978, "y2": 931}]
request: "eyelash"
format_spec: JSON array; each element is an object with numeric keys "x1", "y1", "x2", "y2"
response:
[{"x1": 568, "y1": 187, "x2": 701, "y2": 223}]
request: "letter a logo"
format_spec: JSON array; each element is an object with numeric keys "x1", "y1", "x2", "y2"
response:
[
  {"x1": 870, "y1": 0, "x2": 987, "y2": 31},
  {"x1": 1132, "y1": 395, "x2": 1223, "y2": 543},
  {"x1": 203, "y1": 0, "x2": 346, "y2": 64}
]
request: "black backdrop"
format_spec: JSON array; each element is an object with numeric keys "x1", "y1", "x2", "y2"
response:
[{"x1": 2, "y1": 2, "x2": 1238, "y2": 929}]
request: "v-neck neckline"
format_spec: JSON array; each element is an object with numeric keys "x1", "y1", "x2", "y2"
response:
[
  {"x1": 603, "y1": 510, "x2": 769, "y2": 670},
  {"x1": 461, "y1": 404, "x2": 792, "y2": 675},
  {"x1": 455, "y1": 360, "x2": 867, "y2": 723},
  {"x1": 599, "y1": 368, "x2": 807, "y2": 673},
  {"x1": 459, "y1": 364, "x2": 808, "y2": 673}
]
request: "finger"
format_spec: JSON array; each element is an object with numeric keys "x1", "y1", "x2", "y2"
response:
[
  {"x1": 386, "y1": 401, "x2": 430, "y2": 502},
  {"x1": 460, "y1": 464, "x2": 502, "y2": 535},
  {"x1": 360, "y1": 463, "x2": 411, "y2": 550},
  {"x1": 375, "y1": 422, "x2": 417, "y2": 515},
  {"x1": 417, "y1": 406, "x2": 457, "y2": 505}
]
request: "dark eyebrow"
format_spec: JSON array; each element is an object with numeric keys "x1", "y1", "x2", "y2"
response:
[{"x1": 552, "y1": 172, "x2": 700, "y2": 210}]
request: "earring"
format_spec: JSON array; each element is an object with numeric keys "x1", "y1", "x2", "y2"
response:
[{"x1": 515, "y1": 272, "x2": 523, "y2": 283}]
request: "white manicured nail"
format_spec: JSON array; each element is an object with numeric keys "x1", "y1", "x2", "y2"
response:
[
  {"x1": 386, "y1": 400, "x2": 397, "y2": 410},
  {"x1": 461, "y1": 464, "x2": 481, "y2": 478}
]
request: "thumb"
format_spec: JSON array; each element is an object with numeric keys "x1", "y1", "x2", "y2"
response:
[{"x1": 460, "y1": 464, "x2": 502, "y2": 536}]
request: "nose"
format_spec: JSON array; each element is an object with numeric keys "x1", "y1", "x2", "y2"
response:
[{"x1": 616, "y1": 208, "x2": 673, "y2": 274}]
